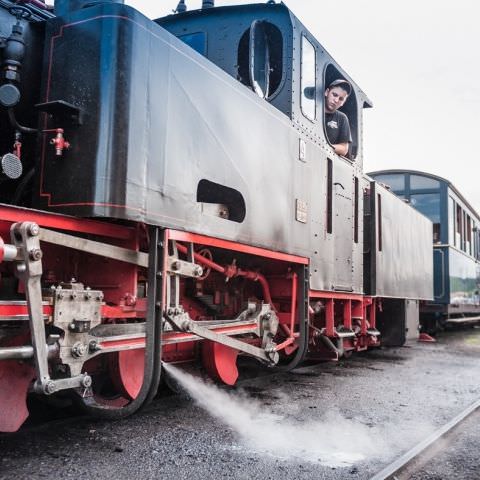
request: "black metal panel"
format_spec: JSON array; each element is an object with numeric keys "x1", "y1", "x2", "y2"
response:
[
  {"x1": 0, "y1": 4, "x2": 46, "y2": 204},
  {"x1": 34, "y1": 4, "x2": 311, "y2": 254}
]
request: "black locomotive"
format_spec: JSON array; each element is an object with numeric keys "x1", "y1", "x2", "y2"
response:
[{"x1": 0, "y1": 0, "x2": 432, "y2": 432}]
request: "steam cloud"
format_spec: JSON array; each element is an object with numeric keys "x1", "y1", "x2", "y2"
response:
[{"x1": 163, "y1": 363, "x2": 381, "y2": 467}]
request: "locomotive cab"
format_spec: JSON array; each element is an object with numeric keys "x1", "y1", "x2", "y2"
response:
[{"x1": 157, "y1": 2, "x2": 372, "y2": 166}]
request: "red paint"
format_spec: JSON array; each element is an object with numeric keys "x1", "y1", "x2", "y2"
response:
[
  {"x1": 170, "y1": 230, "x2": 308, "y2": 265},
  {"x1": 418, "y1": 333, "x2": 436, "y2": 343},
  {"x1": 310, "y1": 290, "x2": 365, "y2": 301},
  {"x1": 114, "y1": 349, "x2": 145, "y2": 400},
  {"x1": 0, "y1": 336, "x2": 36, "y2": 433},
  {"x1": 0, "y1": 205, "x2": 134, "y2": 240},
  {"x1": 49, "y1": 128, "x2": 70, "y2": 156},
  {"x1": 202, "y1": 341, "x2": 239, "y2": 386},
  {"x1": 288, "y1": 272, "x2": 298, "y2": 340},
  {"x1": 175, "y1": 240, "x2": 276, "y2": 307},
  {"x1": 0, "y1": 303, "x2": 53, "y2": 318},
  {"x1": 0, "y1": 360, "x2": 35, "y2": 432}
]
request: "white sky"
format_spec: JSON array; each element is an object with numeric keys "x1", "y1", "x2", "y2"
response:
[{"x1": 124, "y1": 0, "x2": 480, "y2": 210}]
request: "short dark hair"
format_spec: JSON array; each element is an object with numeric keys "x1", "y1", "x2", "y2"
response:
[{"x1": 327, "y1": 79, "x2": 352, "y2": 95}]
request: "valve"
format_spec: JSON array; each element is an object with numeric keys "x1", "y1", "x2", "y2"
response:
[{"x1": 50, "y1": 128, "x2": 70, "y2": 156}]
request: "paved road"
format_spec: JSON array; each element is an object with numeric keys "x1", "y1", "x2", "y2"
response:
[{"x1": 1, "y1": 328, "x2": 479, "y2": 480}]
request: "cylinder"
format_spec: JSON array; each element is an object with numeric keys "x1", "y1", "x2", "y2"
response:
[
  {"x1": 55, "y1": 0, "x2": 124, "y2": 16},
  {"x1": 202, "y1": 0, "x2": 214, "y2": 8}
]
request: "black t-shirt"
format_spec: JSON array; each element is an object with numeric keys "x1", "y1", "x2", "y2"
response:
[{"x1": 325, "y1": 110, "x2": 352, "y2": 146}]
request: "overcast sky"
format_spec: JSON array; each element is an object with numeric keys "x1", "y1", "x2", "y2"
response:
[{"x1": 124, "y1": 0, "x2": 480, "y2": 210}]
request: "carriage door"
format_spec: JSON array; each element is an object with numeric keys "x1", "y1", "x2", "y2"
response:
[{"x1": 332, "y1": 160, "x2": 354, "y2": 291}]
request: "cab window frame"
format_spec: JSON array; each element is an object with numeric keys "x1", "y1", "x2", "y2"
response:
[{"x1": 300, "y1": 34, "x2": 317, "y2": 122}]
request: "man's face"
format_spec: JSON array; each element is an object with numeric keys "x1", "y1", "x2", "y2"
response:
[{"x1": 324, "y1": 86, "x2": 348, "y2": 113}]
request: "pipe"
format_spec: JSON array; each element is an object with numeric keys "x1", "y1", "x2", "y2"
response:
[
  {"x1": 175, "y1": 242, "x2": 274, "y2": 307},
  {"x1": 7, "y1": 109, "x2": 37, "y2": 134},
  {"x1": 202, "y1": 0, "x2": 214, "y2": 8},
  {"x1": 0, "y1": 237, "x2": 18, "y2": 263},
  {"x1": 0, "y1": 343, "x2": 58, "y2": 361},
  {"x1": 176, "y1": 243, "x2": 225, "y2": 274},
  {"x1": 319, "y1": 334, "x2": 344, "y2": 356}
]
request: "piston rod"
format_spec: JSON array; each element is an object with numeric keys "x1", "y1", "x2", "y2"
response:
[
  {"x1": 0, "y1": 236, "x2": 18, "y2": 263},
  {"x1": 0, "y1": 343, "x2": 58, "y2": 361}
]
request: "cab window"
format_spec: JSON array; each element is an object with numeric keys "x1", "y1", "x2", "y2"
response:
[{"x1": 300, "y1": 35, "x2": 316, "y2": 121}]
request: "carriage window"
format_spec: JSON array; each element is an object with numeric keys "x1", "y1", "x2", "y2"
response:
[
  {"x1": 410, "y1": 175, "x2": 440, "y2": 190},
  {"x1": 410, "y1": 193, "x2": 441, "y2": 243},
  {"x1": 373, "y1": 174, "x2": 405, "y2": 193},
  {"x1": 300, "y1": 35, "x2": 316, "y2": 121},
  {"x1": 237, "y1": 22, "x2": 283, "y2": 99},
  {"x1": 456, "y1": 204, "x2": 463, "y2": 249},
  {"x1": 466, "y1": 215, "x2": 472, "y2": 255},
  {"x1": 448, "y1": 197, "x2": 455, "y2": 245},
  {"x1": 178, "y1": 32, "x2": 207, "y2": 56}
]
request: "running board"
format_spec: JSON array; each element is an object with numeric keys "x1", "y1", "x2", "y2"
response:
[{"x1": 446, "y1": 316, "x2": 480, "y2": 324}]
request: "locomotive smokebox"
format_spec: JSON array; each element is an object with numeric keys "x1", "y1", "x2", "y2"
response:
[{"x1": 55, "y1": 0, "x2": 124, "y2": 16}]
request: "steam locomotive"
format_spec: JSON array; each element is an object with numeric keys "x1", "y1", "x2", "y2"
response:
[{"x1": 0, "y1": 0, "x2": 433, "y2": 433}]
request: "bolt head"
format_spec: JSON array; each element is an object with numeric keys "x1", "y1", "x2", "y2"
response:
[
  {"x1": 29, "y1": 248, "x2": 42, "y2": 261},
  {"x1": 44, "y1": 381, "x2": 56, "y2": 395},
  {"x1": 72, "y1": 342, "x2": 87, "y2": 358},
  {"x1": 82, "y1": 375, "x2": 92, "y2": 388},
  {"x1": 28, "y1": 223, "x2": 40, "y2": 237}
]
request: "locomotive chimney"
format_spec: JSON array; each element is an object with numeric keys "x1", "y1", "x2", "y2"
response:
[
  {"x1": 55, "y1": 0, "x2": 124, "y2": 16},
  {"x1": 175, "y1": 0, "x2": 187, "y2": 13},
  {"x1": 202, "y1": 0, "x2": 214, "y2": 8}
]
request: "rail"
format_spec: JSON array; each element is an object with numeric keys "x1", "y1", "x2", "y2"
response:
[{"x1": 370, "y1": 398, "x2": 480, "y2": 480}]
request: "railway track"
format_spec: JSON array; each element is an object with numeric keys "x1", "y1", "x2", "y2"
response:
[{"x1": 370, "y1": 398, "x2": 480, "y2": 480}]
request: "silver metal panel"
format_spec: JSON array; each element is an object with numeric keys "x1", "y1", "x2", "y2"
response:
[
  {"x1": 333, "y1": 160, "x2": 354, "y2": 291},
  {"x1": 373, "y1": 182, "x2": 433, "y2": 300},
  {"x1": 405, "y1": 299, "x2": 420, "y2": 341}
]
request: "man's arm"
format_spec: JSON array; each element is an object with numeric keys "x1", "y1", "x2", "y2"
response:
[
  {"x1": 333, "y1": 142, "x2": 349, "y2": 156},
  {"x1": 334, "y1": 112, "x2": 352, "y2": 157}
]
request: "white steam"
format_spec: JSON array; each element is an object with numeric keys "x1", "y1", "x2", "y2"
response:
[{"x1": 163, "y1": 363, "x2": 380, "y2": 467}]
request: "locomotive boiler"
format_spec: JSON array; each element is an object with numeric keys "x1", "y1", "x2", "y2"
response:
[{"x1": 0, "y1": 0, "x2": 433, "y2": 433}]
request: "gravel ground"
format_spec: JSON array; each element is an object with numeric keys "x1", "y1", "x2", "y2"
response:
[
  {"x1": 407, "y1": 408, "x2": 480, "y2": 480},
  {"x1": 1, "y1": 327, "x2": 479, "y2": 480}
]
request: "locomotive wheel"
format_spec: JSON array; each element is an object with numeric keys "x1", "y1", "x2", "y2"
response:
[
  {"x1": 0, "y1": 336, "x2": 36, "y2": 432},
  {"x1": 109, "y1": 349, "x2": 145, "y2": 400},
  {"x1": 201, "y1": 341, "x2": 239, "y2": 386}
]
